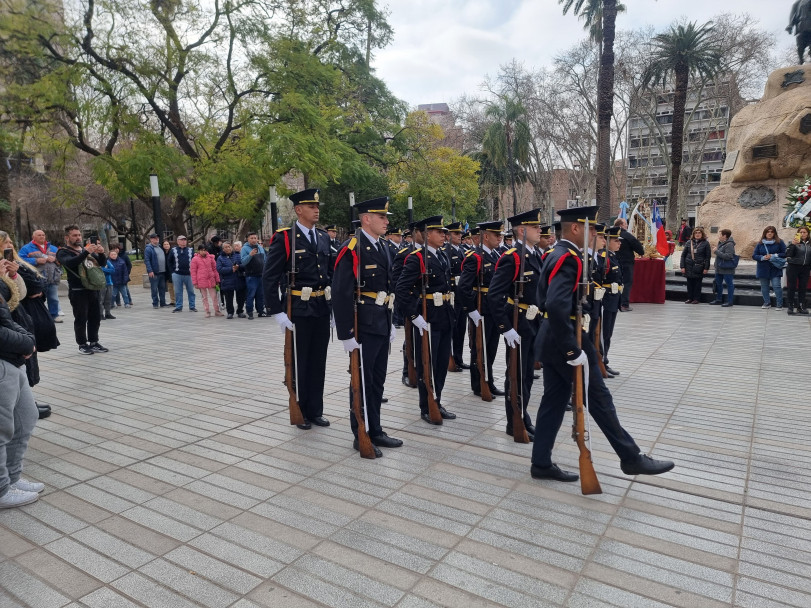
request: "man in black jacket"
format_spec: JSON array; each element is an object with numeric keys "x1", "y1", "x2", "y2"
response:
[
  {"x1": 613, "y1": 218, "x2": 645, "y2": 311},
  {"x1": 57, "y1": 225, "x2": 109, "y2": 355}
]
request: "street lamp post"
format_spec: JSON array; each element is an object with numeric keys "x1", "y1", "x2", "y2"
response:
[
  {"x1": 269, "y1": 186, "x2": 278, "y2": 233},
  {"x1": 407, "y1": 196, "x2": 413, "y2": 225},
  {"x1": 149, "y1": 174, "x2": 164, "y2": 243}
]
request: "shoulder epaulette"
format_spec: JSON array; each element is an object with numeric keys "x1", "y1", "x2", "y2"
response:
[
  {"x1": 504, "y1": 248, "x2": 516, "y2": 255},
  {"x1": 397, "y1": 247, "x2": 409, "y2": 254},
  {"x1": 464, "y1": 250, "x2": 475, "y2": 257},
  {"x1": 347, "y1": 237, "x2": 357, "y2": 250},
  {"x1": 276, "y1": 227, "x2": 290, "y2": 232}
]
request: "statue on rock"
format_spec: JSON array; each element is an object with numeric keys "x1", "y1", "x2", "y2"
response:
[{"x1": 788, "y1": 0, "x2": 811, "y2": 64}]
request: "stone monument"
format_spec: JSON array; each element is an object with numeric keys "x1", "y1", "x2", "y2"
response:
[{"x1": 698, "y1": 65, "x2": 811, "y2": 256}]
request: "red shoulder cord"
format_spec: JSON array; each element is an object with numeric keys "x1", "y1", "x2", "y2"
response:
[{"x1": 548, "y1": 252, "x2": 583, "y2": 292}]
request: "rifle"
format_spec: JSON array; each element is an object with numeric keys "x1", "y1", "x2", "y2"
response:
[
  {"x1": 594, "y1": 316, "x2": 609, "y2": 378},
  {"x1": 420, "y1": 251, "x2": 443, "y2": 425},
  {"x1": 508, "y1": 231, "x2": 530, "y2": 443},
  {"x1": 349, "y1": 228, "x2": 376, "y2": 459},
  {"x1": 284, "y1": 225, "x2": 306, "y2": 426},
  {"x1": 475, "y1": 234, "x2": 492, "y2": 402},
  {"x1": 572, "y1": 216, "x2": 602, "y2": 495}
]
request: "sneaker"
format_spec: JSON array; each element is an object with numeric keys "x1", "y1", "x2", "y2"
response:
[
  {"x1": 775, "y1": 306, "x2": 783, "y2": 311},
  {"x1": 189, "y1": 308, "x2": 198, "y2": 312},
  {"x1": 761, "y1": 304, "x2": 771, "y2": 309},
  {"x1": 124, "y1": 304, "x2": 131, "y2": 309},
  {"x1": 53, "y1": 316, "x2": 64, "y2": 323},
  {"x1": 247, "y1": 313, "x2": 254, "y2": 320},
  {"x1": 12, "y1": 479, "x2": 44, "y2": 493},
  {"x1": 237, "y1": 313, "x2": 246, "y2": 318},
  {"x1": 214, "y1": 311, "x2": 224, "y2": 317},
  {"x1": 205, "y1": 311, "x2": 211, "y2": 318},
  {"x1": 227, "y1": 314, "x2": 233, "y2": 319},
  {"x1": 153, "y1": 305, "x2": 159, "y2": 309},
  {"x1": 105, "y1": 314, "x2": 116, "y2": 320},
  {"x1": 78, "y1": 344, "x2": 94, "y2": 355},
  {"x1": 172, "y1": 308, "x2": 182, "y2": 313},
  {"x1": 0, "y1": 487, "x2": 39, "y2": 509},
  {"x1": 90, "y1": 342, "x2": 109, "y2": 353}
]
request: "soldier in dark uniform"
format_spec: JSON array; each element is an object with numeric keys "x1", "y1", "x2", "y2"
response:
[
  {"x1": 393, "y1": 222, "x2": 420, "y2": 384},
  {"x1": 600, "y1": 226, "x2": 623, "y2": 376},
  {"x1": 530, "y1": 205, "x2": 674, "y2": 482},
  {"x1": 395, "y1": 216, "x2": 457, "y2": 424},
  {"x1": 326, "y1": 225, "x2": 340, "y2": 252},
  {"x1": 586, "y1": 223, "x2": 607, "y2": 346},
  {"x1": 500, "y1": 230, "x2": 513, "y2": 254},
  {"x1": 488, "y1": 209, "x2": 544, "y2": 440},
  {"x1": 332, "y1": 198, "x2": 402, "y2": 456},
  {"x1": 457, "y1": 220, "x2": 506, "y2": 398},
  {"x1": 444, "y1": 222, "x2": 468, "y2": 371},
  {"x1": 385, "y1": 227, "x2": 403, "y2": 255},
  {"x1": 263, "y1": 188, "x2": 333, "y2": 430}
]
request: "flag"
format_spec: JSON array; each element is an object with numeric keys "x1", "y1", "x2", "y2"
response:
[
  {"x1": 651, "y1": 200, "x2": 669, "y2": 257},
  {"x1": 618, "y1": 201, "x2": 629, "y2": 221}
]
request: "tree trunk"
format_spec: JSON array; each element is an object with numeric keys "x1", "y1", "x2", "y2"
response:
[
  {"x1": 0, "y1": 148, "x2": 14, "y2": 242},
  {"x1": 595, "y1": 0, "x2": 617, "y2": 222},
  {"x1": 668, "y1": 64, "x2": 689, "y2": 230},
  {"x1": 506, "y1": 124, "x2": 518, "y2": 217}
]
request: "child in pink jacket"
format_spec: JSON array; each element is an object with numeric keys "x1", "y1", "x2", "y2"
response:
[{"x1": 190, "y1": 246, "x2": 223, "y2": 317}]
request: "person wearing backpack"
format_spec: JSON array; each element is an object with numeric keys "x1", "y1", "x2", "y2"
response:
[
  {"x1": 710, "y1": 229, "x2": 737, "y2": 307},
  {"x1": 56, "y1": 225, "x2": 109, "y2": 355}
]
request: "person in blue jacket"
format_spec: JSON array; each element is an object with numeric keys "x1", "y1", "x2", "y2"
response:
[
  {"x1": 752, "y1": 225, "x2": 787, "y2": 310},
  {"x1": 216, "y1": 242, "x2": 242, "y2": 319}
]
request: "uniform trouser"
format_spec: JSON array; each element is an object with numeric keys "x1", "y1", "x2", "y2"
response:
[
  {"x1": 620, "y1": 263, "x2": 635, "y2": 308},
  {"x1": 349, "y1": 333, "x2": 389, "y2": 439},
  {"x1": 450, "y1": 302, "x2": 467, "y2": 366},
  {"x1": 531, "y1": 333, "x2": 640, "y2": 468},
  {"x1": 0, "y1": 361, "x2": 38, "y2": 498},
  {"x1": 69, "y1": 289, "x2": 101, "y2": 345},
  {"x1": 602, "y1": 310, "x2": 618, "y2": 362},
  {"x1": 469, "y1": 315, "x2": 500, "y2": 393},
  {"x1": 413, "y1": 323, "x2": 451, "y2": 413},
  {"x1": 786, "y1": 265, "x2": 810, "y2": 307},
  {"x1": 293, "y1": 314, "x2": 330, "y2": 421},
  {"x1": 504, "y1": 321, "x2": 538, "y2": 430}
]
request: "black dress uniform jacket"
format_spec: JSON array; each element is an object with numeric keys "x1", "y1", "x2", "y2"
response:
[
  {"x1": 263, "y1": 226, "x2": 333, "y2": 317},
  {"x1": 395, "y1": 247, "x2": 454, "y2": 330},
  {"x1": 536, "y1": 240, "x2": 584, "y2": 362},
  {"x1": 487, "y1": 242, "x2": 543, "y2": 335},
  {"x1": 457, "y1": 246, "x2": 499, "y2": 316}
]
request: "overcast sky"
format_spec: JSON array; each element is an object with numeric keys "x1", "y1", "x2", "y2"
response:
[{"x1": 373, "y1": 0, "x2": 794, "y2": 108}]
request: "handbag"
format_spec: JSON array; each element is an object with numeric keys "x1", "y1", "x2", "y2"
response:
[
  {"x1": 717, "y1": 243, "x2": 739, "y2": 269},
  {"x1": 764, "y1": 244, "x2": 786, "y2": 269}
]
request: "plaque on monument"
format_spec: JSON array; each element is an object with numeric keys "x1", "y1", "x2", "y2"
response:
[
  {"x1": 722, "y1": 150, "x2": 739, "y2": 172},
  {"x1": 752, "y1": 144, "x2": 778, "y2": 159},
  {"x1": 782, "y1": 70, "x2": 805, "y2": 88},
  {"x1": 801, "y1": 113, "x2": 811, "y2": 135}
]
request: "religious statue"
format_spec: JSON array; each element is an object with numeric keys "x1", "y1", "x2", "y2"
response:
[{"x1": 787, "y1": 0, "x2": 811, "y2": 64}]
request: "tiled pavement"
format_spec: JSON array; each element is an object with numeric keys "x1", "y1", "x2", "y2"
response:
[{"x1": 2, "y1": 290, "x2": 811, "y2": 608}]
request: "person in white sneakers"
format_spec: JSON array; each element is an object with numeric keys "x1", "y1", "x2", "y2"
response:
[{"x1": 0, "y1": 292, "x2": 42, "y2": 509}]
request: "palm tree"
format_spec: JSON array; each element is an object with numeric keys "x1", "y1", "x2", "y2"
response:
[
  {"x1": 560, "y1": 0, "x2": 624, "y2": 221},
  {"x1": 642, "y1": 21, "x2": 723, "y2": 228},
  {"x1": 481, "y1": 96, "x2": 530, "y2": 216}
]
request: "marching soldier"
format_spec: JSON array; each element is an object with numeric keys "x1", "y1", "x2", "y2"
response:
[
  {"x1": 395, "y1": 216, "x2": 457, "y2": 424},
  {"x1": 263, "y1": 188, "x2": 333, "y2": 430},
  {"x1": 457, "y1": 220, "x2": 506, "y2": 398},
  {"x1": 332, "y1": 197, "x2": 402, "y2": 457},
  {"x1": 600, "y1": 226, "x2": 623, "y2": 376},
  {"x1": 488, "y1": 209, "x2": 544, "y2": 440},
  {"x1": 444, "y1": 222, "x2": 468, "y2": 372},
  {"x1": 530, "y1": 205, "x2": 674, "y2": 482}
]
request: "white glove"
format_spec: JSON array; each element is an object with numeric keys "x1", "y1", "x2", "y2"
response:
[
  {"x1": 275, "y1": 313, "x2": 294, "y2": 333},
  {"x1": 412, "y1": 315, "x2": 429, "y2": 336},
  {"x1": 342, "y1": 337, "x2": 360, "y2": 353},
  {"x1": 468, "y1": 310, "x2": 482, "y2": 327},
  {"x1": 503, "y1": 329, "x2": 521, "y2": 348},
  {"x1": 389, "y1": 324, "x2": 396, "y2": 343},
  {"x1": 567, "y1": 351, "x2": 588, "y2": 367}
]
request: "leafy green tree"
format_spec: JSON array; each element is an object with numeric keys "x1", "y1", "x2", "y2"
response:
[
  {"x1": 481, "y1": 95, "x2": 529, "y2": 217},
  {"x1": 642, "y1": 21, "x2": 723, "y2": 227}
]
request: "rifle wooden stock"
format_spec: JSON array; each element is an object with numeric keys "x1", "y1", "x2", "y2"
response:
[
  {"x1": 573, "y1": 285, "x2": 602, "y2": 495},
  {"x1": 349, "y1": 348, "x2": 375, "y2": 459},
  {"x1": 420, "y1": 274, "x2": 443, "y2": 425},
  {"x1": 475, "y1": 278, "x2": 492, "y2": 402},
  {"x1": 404, "y1": 317, "x2": 417, "y2": 386},
  {"x1": 284, "y1": 237, "x2": 305, "y2": 425},
  {"x1": 508, "y1": 302, "x2": 529, "y2": 443},
  {"x1": 448, "y1": 355, "x2": 458, "y2": 372},
  {"x1": 594, "y1": 317, "x2": 609, "y2": 378}
]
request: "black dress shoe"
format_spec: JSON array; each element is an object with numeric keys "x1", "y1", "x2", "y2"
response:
[
  {"x1": 565, "y1": 402, "x2": 573, "y2": 412},
  {"x1": 354, "y1": 439, "x2": 382, "y2": 457},
  {"x1": 530, "y1": 463, "x2": 578, "y2": 482},
  {"x1": 310, "y1": 417, "x2": 330, "y2": 427},
  {"x1": 460, "y1": 362, "x2": 471, "y2": 370},
  {"x1": 296, "y1": 422, "x2": 312, "y2": 430},
  {"x1": 371, "y1": 434, "x2": 403, "y2": 448},
  {"x1": 36, "y1": 403, "x2": 52, "y2": 419},
  {"x1": 620, "y1": 306, "x2": 632, "y2": 312},
  {"x1": 604, "y1": 365, "x2": 620, "y2": 376},
  {"x1": 533, "y1": 373, "x2": 540, "y2": 380},
  {"x1": 489, "y1": 385, "x2": 505, "y2": 396},
  {"x1": 421, "y1": 412, "x2": 442, "y2": 425},
  {"x1": 402, "y1": 375, "x2": 417, "y2": 388},
  {"x1": 381, "y1": 397, "x2": 388, "y2": 403},
  {"x1": 439, "y1": 406, "x2": 456, "y2": 420},
  {"x1": 621, "y1": 454, "x2": 675, "y2": 476}
]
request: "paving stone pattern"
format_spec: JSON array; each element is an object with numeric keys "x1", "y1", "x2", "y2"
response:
[{"x1": 2, "y1": 292, "x2": 810, "y2": 607}]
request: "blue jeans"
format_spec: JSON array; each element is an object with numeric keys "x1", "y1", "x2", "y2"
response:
[
  {"x1": 172, "y1": 273, "x2": 196, "y2": 310},
  {"x1": 714, "y1": 273, "x2": 734, "y2": 304},
  {"x1": 112, "y1": 284, "x2": 131, "y2": 305},
  {"x1": 46, "y1": 283, "x2": 61, "y2": 317},
  {"x1": 149, "y1": 274, "x2": 166, "y2": 306},
  {"x1": 759, "y1": 276, "x2": 783, "y2": 307},
  {"x1": 245, "y1": 276, "x2": 264, "y2": 314}
]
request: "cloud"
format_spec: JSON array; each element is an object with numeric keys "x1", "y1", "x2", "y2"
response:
[{"x1": 376, "y1": 0, "x2": 793, "y2": 107}]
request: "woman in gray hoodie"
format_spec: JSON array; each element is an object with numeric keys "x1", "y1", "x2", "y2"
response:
[
  {"x1": 785, "y1": 226, "x2": 811, "y2": 315},
  {"x1": 710, "y1": 229, "x2": 736, "y2": 307}
]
